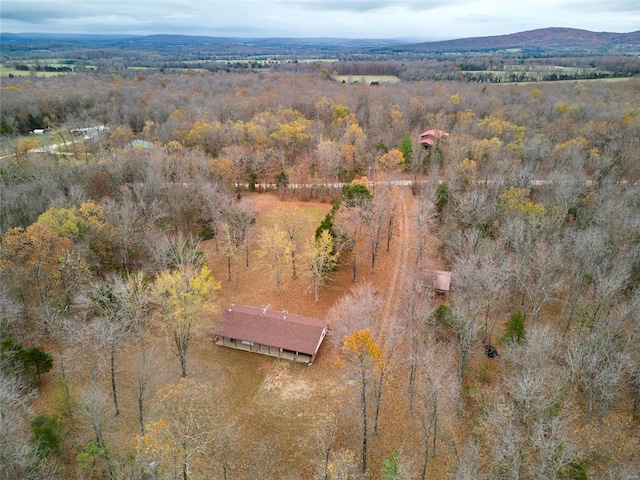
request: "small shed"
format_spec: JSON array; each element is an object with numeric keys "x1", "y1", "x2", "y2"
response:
[
  {"x1": 426, "y1": 270, "x2": 452, "y2": 294},
  {"x1": 212, "y1": 305, "x2": 328, "y2": 365},
  {"x1": 420, "y1": 129, "x2": 449, "y2": 149}
]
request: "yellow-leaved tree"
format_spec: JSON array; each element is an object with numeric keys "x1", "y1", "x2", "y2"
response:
[
  {"x1": 137, "y1": 378, "x2": 217, "y2": 480},
  {"x1": 307, "y1": 229, "x2": 339, "y2": 301},
  {"x1": 498, "y1": 186, "x2": 546, "y2": 219},
  {"x1": 257, "y1": 225, "x2": 292, "y2": 296},
  {"x1": 340, "y1": 329, "x2": 384, "y2": 475},
  {"x1": 152, "y1": 264, "x2": 219, "y2": 377}
]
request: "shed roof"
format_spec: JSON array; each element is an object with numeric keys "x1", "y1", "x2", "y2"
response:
[
  {"x1": 212, "y1": 305, "x2": 328, "y2": 356},
  {"x1": 426, "y1": 270, "x2": 452, "y2": 292}
]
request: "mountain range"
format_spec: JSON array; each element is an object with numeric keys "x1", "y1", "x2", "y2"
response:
[{"x1": 2, "y1": 28, "x2": 639, "y2": 54}]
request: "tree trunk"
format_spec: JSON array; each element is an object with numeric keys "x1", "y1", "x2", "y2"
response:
[
  {"x1": 361, "y1": 374, "x2": 368, "y2": 474},
  {"x1": 352, "y1": 237, "x2": 358, "y2": 283},
  {"x1": 373, "y1": 369, "x2": 384, "y2": 435},
  {"x1": 110, "y1": 345, "x2": 120, "y2": 417},
  {"x1": 291, "y1": 249, "x2": 297, "y2": 279},
  {"x1": 386, "y1": 211, "x2": 395, "y2": 252},
  {"x1": 431, "y1": 404, "x2": 438, "y2": 457},
  {"x1": 138, "y1": 336, "x2": 147, "y2": 436},
  {"x1": 408, "y1": 337, "x2": 418, "y2": 411},
  {"x1": 420, "y1": 430, "x2": 430, "y2": 480}
]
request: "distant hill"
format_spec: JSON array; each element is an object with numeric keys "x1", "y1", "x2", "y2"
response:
[
  {"x1": 402, "y1": 28, "x2": 640, "y2": 53},
  {"x1": 0, "y1": 32, "x2": 408, "y2": 49},
  {"x1": 0, "y1": 32, "x2": 140, "y2": 42},
  {"x1": 2, "y1": 28, "x2": 639, "y2": 58}
]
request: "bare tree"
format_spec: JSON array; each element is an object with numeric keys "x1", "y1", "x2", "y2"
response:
[
  {"x1": 77, "y1": 275, "x2": 136, "y2": 417},
  {"x1": 483, "y1": 325, "x2": 578, "y2": 480},
  {"x1": 278, "y1": 205, "x2": 307, "y2": 279},
  {"x1": 0, "y1": 371, "x2": 37, "y2": 480},
  {"x1": 333, "y1": 183, "x2": 373, "y2": 283},
  {"x1": 413, "y1": 340, "x2": 457, "y2": 480},
  {"x1": 566, "y1": 322, "x2": 629, "y2": 423},
  {"x1": 413, "y1": 192, "x2": 437, "y2": 266},
  {"x1": 327, "y1": 282, "x2": 382, "y2": 341},
  {"x1": 399, "y1": 274, "x2": 434, "y2": 410}
]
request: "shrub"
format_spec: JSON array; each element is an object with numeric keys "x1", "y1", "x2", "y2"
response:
[
  {"x1": 501, "y1": 311, "x2": 525, "y2": 344},
  {"x1": 31, "y1": 414, "x2": 63, "y2": 457}
]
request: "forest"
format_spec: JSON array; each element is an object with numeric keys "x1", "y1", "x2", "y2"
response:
[{"x1": 1, "y1": 55, "x2": 640, "y2": 480}]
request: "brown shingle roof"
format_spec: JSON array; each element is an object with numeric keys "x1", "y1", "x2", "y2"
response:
[
  {"x1": 426, "y1": 270, "x2": 452, "y2": 292},
  {"x1": 212, "y1": 305, "x2": 328, "y2": 356}
]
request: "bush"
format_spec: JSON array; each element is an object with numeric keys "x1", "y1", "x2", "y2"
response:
[
  {"x1": 434, "y1": 303, "x2": 453, "y2": 327},
  {"x1": 436, "y1": 182, "x2": 449, "y2": 213},
  {"x1": 31, "y1": 415, "x2": 63, "y2": 457},
  {"x1": 501, "y1": 311, "x2": 526, "y2": 344}
]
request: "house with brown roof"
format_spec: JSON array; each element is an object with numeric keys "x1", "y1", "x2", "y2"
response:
[
  {"x1": 212, "y1": 305, "x2": 328, "y2": 365},
  {"x1": 425, "y1": 269, "x2": 452, "y2": 294},
  {"x1": 420, "y1": 129, "x2": 449, "y2": 149}
]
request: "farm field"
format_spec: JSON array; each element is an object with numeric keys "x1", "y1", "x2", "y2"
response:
[{"x1": 332, "y1": 74, "x2": 401, "y2": 84}]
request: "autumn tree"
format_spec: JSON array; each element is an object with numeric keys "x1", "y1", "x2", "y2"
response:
[
  {"x1": 15, "y1": 138, "x2": 38, "y2": 160},
  {"x1": 307, "y1": 407, "x2": 340, "y2": 480},
  {"x1": 152, "y1": 264, "x2": 219, "y2": 377},
  {"x1": 37, "y1": 201, "x2": 112, "y2": 276},
  {"x1": 137, "y1": 378, "x2": 218, "y2": 480},
  {"x1": 306, "y1": 229, "x2": 339, "y2": 301},
  {"x1": 340, "y1": 329, "x2": 383, "y2": 475},
  {"x1": 257, "y1": 225, "x2": 292, "y2": 296},
  {"x1": 0, "y1": 223, "x2": 74, "y2": 331},
  {"x1": 377, "y1": 149, "x2": 404, "y2": 175}
]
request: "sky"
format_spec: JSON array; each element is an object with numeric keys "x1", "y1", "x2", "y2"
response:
[{"x1": 1, "y1": 0, "x2": 638, "y2": 40}]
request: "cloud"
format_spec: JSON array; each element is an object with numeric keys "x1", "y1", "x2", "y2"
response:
[
  {"x1": 277, "y1": 0, "x2": 454, "y2": 13},
  {"x1": 1, "y1": 0, "x2": 637, "y2": 38},
  {"x1": 563, "y1": 0, "x2": 640, "y2": 13}
]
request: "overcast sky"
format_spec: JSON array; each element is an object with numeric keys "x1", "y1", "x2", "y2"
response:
[{"x1": 1, "y1": 0, "x2": 638, "y2": 40}]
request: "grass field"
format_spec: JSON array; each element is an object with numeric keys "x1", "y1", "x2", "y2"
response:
[{"x1": 332, "y1": 74, "x2": 401, "y2": 84}]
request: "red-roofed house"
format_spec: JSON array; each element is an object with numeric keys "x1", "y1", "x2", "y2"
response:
[
  {"x1": 212, "y1": 305, "x2": 328, "y2": 365},
  {"x1": 420, "y1": 129, "x2": 449, "y2": 148},
  {"x1": 425, "y1": 270, "x2": 452, "y2": 294}
]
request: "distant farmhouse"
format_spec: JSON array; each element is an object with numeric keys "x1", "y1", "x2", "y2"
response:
[
  {"x1": 420, "y1": 129, "x2": 449, "y2": 149},
  {"x1": 70, "y1": 125, "x2": 110, "y2": 142},
  {"x1": 212, "y1": 305, "x2": 329, "y2": 365}
]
